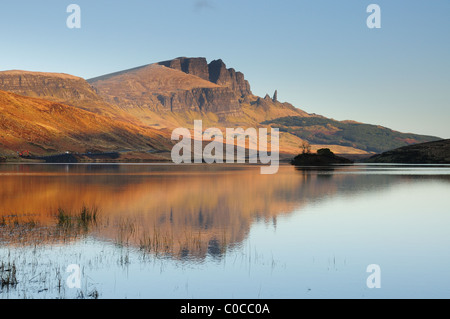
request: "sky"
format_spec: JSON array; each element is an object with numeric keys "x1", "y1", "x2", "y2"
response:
[{"x1": 0, "y1": 0, "x2": 449, "y2": 138}]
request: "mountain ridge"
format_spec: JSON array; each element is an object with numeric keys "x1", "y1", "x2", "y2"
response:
[{"x1": 0, "y1": 57, "x2": 442, "y2": 158}]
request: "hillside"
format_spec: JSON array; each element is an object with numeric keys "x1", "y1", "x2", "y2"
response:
[
  {"x1": 0, "y1": 90, "x2": 172, "y2": 157},
  {"x1": 263, "y1": 116, "x2": 441, "y2": 154},
  {"x1": 366, "y1": 139, "x2": 450, "y2": 164},
  {"x1": 88, "y1": 63, "x2": 242, "y2": 119},
  {"x1": 0, "y1": 70, "x2": 138, "y2": 122}
]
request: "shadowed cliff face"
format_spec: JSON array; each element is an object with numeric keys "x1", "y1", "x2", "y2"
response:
[
  {"x1": 208, "y1": 59, "x2": 252, "y2": 98},
  {"x1": 159, "y1": 57, "x2": 210, "y2": 82},
  {"x1": 159, "y1": 57, "x2": 252, "y2": 98}
]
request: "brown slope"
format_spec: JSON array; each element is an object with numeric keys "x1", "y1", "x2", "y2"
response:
[
  {"x1": 0, "y1": 70, "x2": 137, "y2": 122},
  {"x1": 0, "y1": 90, "x2": 172, "y2": 156}
]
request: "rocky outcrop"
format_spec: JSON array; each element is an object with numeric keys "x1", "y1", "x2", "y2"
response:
[
  {"x1": 160, "y1": 57, "x2": 252, "y2": 98},
  {"x1": 255, "y1": 96, "x2": 271, "y2": 111},
  {"x1": 159, "y1": 57, "x2": 210, "y2": 81},
  {"x1": 208, "y1": 59, "x2": 252, "y2": 97}
]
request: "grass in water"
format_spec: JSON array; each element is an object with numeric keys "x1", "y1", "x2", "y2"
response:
[
  {"x1": 0, "y1": 261, "x2": 18, "y2": 290},
  {"x1": 57, "y1": 205, "x2": 99, "y2": 231}
]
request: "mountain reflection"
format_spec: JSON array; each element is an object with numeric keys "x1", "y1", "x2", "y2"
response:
[{"x1": 0, "y1": 164, "x2": 448, "y2": 260}]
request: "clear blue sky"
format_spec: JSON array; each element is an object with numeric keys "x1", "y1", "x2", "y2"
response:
[{"x1": 0, "y1": 0, "x2": 449, "y2": 138}]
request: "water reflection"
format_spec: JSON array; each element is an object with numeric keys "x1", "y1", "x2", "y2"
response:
[{"x1": 1, "y1": 164, "x2": 449, "y2": 261}]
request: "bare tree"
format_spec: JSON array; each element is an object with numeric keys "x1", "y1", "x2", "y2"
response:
[{"x1": 301, "y1": 141, "x2": 311, "y2": 154}]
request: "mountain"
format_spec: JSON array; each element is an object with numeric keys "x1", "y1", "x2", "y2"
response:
[
  {"x1": 0, "y1": 57, "x2": 442, "y2": 158},
  {"x1": 366, "y1": 139, "x2": 450, "y2": 164},
  {"x1": 0, "y1": 90, "x2": 172, "y2": 157},
  {"x1": 87, "y1": 58, "x2": 308, "y2": 127},
  {"x1": 87, "y1": 57, "x2": 441, "y2": 156},
  {"x1": 88, "y1": 63, "x2": 242, "y2": 119}
]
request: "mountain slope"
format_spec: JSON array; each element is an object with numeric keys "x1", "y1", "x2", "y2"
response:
[
  {"x1": 263, "y1": 116, "x2": 441, "y2": 154},
  {"x1": 367, "y1": 139, "x2": 450, "y2": 163},
  {"x1": 0, "y1": 90, "x2": 171, "y2": 156},
  {"x1": 88, "y1": 63, "x2": 242, "y2": 120},
  {"x1": 88, "y1": 58, "x2": 308, "y2": 126},
  {"x1": 0, "y1": 70, "x2": 136, "y2": 121}
]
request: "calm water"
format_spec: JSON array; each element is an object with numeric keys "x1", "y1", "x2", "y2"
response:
[{"x1": 0, "y1": 163, "x2": 450, "y2": 299}]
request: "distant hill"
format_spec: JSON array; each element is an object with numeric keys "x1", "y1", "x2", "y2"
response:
[
  {"x1": 263, "y1": 116, "x2": 441, "y2": 154},
  {"x1": 367, "y1": 139, "x2": 450, "y2": 164}
]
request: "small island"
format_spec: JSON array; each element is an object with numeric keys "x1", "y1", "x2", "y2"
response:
[{"x1": 290, "y1": 147, "x2": 354, "y2": 166}]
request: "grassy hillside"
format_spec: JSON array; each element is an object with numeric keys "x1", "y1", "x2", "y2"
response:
[
  {"x1": 263, "y1": 116, "x2": 441, "y2": 153},
  {"x1": 0, "y1": 90, "x2": 172, "y2": 156}
]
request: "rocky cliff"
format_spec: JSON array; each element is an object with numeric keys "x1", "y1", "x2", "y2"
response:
[
  {"x1": 159, "y1": 57, "x2": 210, "y2": 82},
  {"x1": 155, "y1": 87, "x2": 241, "y2": 114},
  {"x1": 159, "y1": 57, "x2": 252, "y2": 98}
]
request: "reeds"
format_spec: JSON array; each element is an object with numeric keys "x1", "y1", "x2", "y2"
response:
[
  {"x1": 0, "y1": 261, "x2": 18, "y2": 290},
  {"x1": 138, "y1": 227, "x2": 205, "y2": 258},
  {"x1": 57, "y1": 205, "x2": 99, "y2": 230}
]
